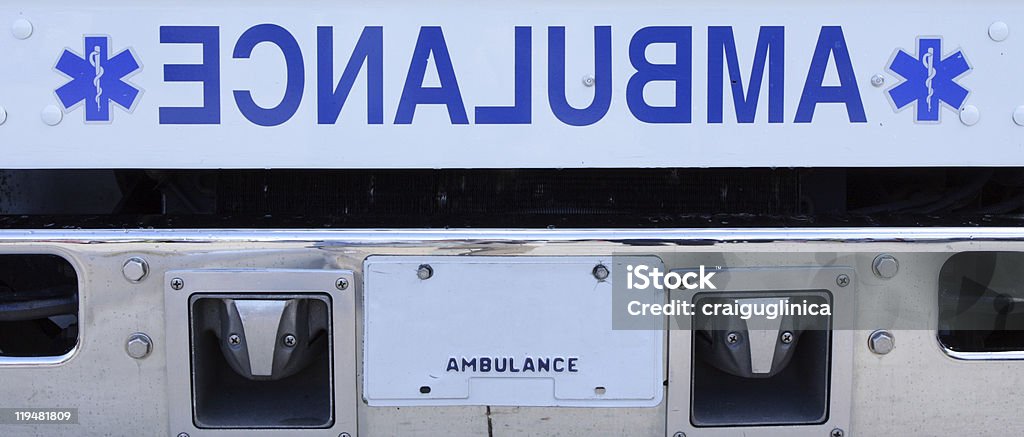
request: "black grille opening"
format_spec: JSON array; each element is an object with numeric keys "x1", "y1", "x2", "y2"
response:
[
  {"x1": 0, "y1": 254, "x2": 79, "y2": 357},
  {"x1": 215, "y1": 169, "x2": 802, "y2": 218},
  {"x1": 939, "y1": 252, "x2": 1024, "y2": 353},
  {"x1": 0, "y1": 168, "x2": 1021, "y2": 228}
]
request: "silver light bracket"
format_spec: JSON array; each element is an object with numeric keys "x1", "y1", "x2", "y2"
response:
[
  {"x1": 164, "y1": 269, "x2": 357, "y2": 437},
  {"x1": 666, "y1": 267, "x2": 854, "y2": 437}
]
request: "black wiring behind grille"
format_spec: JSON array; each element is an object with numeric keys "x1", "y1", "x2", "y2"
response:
[
  {"x1": 215, "y1": 169, "x2": 801, "y2": 217},
  {"x1": 0, "y1": 168, "x2": 1022, "y2": 228}
]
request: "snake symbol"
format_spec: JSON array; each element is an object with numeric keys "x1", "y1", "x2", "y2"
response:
[
  {"x1": 922, "y1": 47, "x2": 936, "y2": 112},
  {"x1": 89, "y1": 45, "x2": 103, "y2": 111}
]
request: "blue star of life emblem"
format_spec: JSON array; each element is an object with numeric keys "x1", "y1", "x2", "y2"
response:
[
  {"x1": 54, "y1": 36, "x2": 142, "y2": 123},
  {"x1": 886, "y1": 37, "x2": 971, "y2": 123}
]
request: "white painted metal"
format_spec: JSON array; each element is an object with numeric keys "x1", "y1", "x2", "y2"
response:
[
  {"x1": 363, "y1": 256, "x2": 664, "y2": 407},
  {"x1": 0, "y1": 1, "x2": 1022, "y2": 168}
]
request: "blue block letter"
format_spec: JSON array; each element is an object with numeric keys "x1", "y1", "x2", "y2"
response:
[
  {"x1": 795, "y1": 26, "x2": 866, "y2": 123},
  {"x1": 627, "y1": 26, "x2": 692, "y2": 124},
  {"x1": 708, "y1": 26, "x2": 784, "y2": 123},
  {"x1": 233, "y1": 24, "x2": 305, "y2": 127},
  {"x1": 317, "y1": 26, "x2": 384, "y2": 125},
  {"x1": 395, "y1": 27, "x2": 468, "y2": 124},
  {"x1": 548, "y1": 26, "x2": 612, "y2": 126},
  {"x1": 159, "y1": 26, "x2": 220, "y2": 124},
  {"x1": 475, "y1": 27, "x2": 532, "y2": 124}
]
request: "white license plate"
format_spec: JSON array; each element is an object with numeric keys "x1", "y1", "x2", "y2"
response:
[{"x1": 362, "y1": 256, "x2": 664, "y2": 407}]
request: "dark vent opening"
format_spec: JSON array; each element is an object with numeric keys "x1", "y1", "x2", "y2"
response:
[
  {"x1": 0, "y1": 254, "x2": 79, "y2": 357},
  {"x1": 0, "y1": 168, "x2": 1020, "y2": 228}
]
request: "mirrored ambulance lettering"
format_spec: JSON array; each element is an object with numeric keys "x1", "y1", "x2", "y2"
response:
[{"x1": 157, "y1": 25, "x2": 867, "y2": 126}]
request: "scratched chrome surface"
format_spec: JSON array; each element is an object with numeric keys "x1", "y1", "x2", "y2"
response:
[{"x1": 0, "y1": 228, "x2": 1021, "y2": 437}]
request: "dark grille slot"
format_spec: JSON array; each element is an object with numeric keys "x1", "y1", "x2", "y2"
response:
[
  {"x1": 0, "y1": 168, "x2": 1021, "y2": 228},
  {"x1": 0, "y1": 254, "x2": 79, "y2": 357}
]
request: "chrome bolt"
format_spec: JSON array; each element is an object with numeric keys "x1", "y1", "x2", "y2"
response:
[
  {"x1": 11, "y1": 18, "x2": 32, "y2": 40},
  {"x1": 125, "y1": 333, "x2": 152, "y2": 359},
  {"x1": 339, "y1": 433, "x2": 352, "y2": 437},
  {"x1": 335, "y1": 277, "x2": 349, "y2": 290},
  {"x1": 872, "y1": 254, "x2": 899, "y2": 279},
  {"x1": 871, "y1": 74, "x2": 885, "y2": 87},
  {"x1": 0, "y1": 106, "x2": 7, "y2": 125},
  {"x1": 592, "y1": 264, "x2": 610, "y2": 281},
  {"x1": 283, "y1": 334, "x2": 297, "y2": 348},
  {"x1": 781, "y1": 331, "x2": 793, "y2": 344},
  {"x1": 417, "y1": 264, "x2": 433, "y2": 280},
  {"x1": 122, "y1": 257, "x2": 149, "y2": 283},
  {"x1": 170, "y1": 277, "x2": 184, "y2": 290},
  {"x1": 673, "y1": 433, "x2": 686, "y2": 437},
  {"x1": 228, "y1": 334, "x2": 241, "y2": 346},
  {"x1": 726, "y1": 332, "x2": 741, "y2": 345},
  {"x1": 582, "y1": 74, "x2": 596, "y2": 87},
  {"x1": 869, "y1": 330, "x2": 895, "y2": 355},
  {"x1": 177, "y1": 433, "x2": 189, "y2": 437},
  {"x1": 831, "y1": 428, "x2": 845, "y2": 437},
  {"x1": 836, "y1": 274, "x2": 850, "y2": 287}
]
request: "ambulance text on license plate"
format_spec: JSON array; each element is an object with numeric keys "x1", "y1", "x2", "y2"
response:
[{"x1": 362, "y1": 256, "x2": 664, "y2": 407}]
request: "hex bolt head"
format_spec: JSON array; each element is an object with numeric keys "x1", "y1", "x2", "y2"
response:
[
  {"x1": 726, "y1": 332, "x2": 741, "y2": 345},
  {"x1": 125, "y1": 333, "x2": 152, "y2": 359},
  {"x1": 283, "y1": 334, "x2": 297, "y2": 348},
  {"x1": 11, "y1": 18, "x2": 32, "y2": 40},
  {"x1": 870, "y1": 74, "x2": 885, "y2": 87},
  {"x1": 831, "y1": 428, "x2": 845, "y2": 437},
  {"x1": 592, "y1": 264, "x2": 610, "y2": 281},
  {"x1": 227, "y1": 334, "x2": 241, "y2": 347},
  {"x1": 869, "y1": 330, "x2": 895, "y2": 355},
  {"x1": 122, "y1": 257, "x2": 149, "y2": 283},
  {"x1": 417, "y1": 264, "x2": 433, "y2": 280},
  {"x1": 335, "y1": 277, "x2": 349, "y2": 290},
  {"x1": 170, "y1": 277, "x2": 184, "y2": 290},
  {"x1": 836, "y1": 274, "x2": 850, "y2": 287},
  {"x1": 780, "y1": 331, "x2": 794, "y2": 344},
  {"x1": 872, "y1": 254, "x2": 899, "y2": 279}
]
